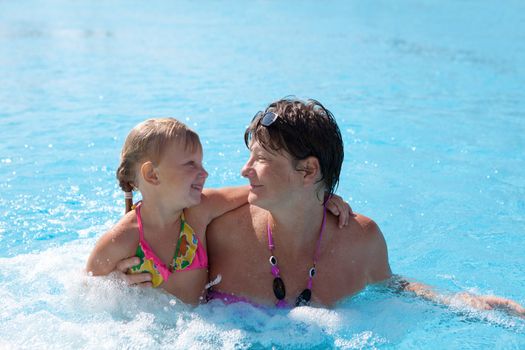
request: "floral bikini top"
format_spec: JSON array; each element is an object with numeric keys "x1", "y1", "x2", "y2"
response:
[{"x1": 129, "y1": 202, "x2": 208, "y2": 287}]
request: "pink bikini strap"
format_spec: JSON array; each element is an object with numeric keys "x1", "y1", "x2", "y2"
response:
[
  {"x1": 136, "y1": 202, "x2": 145, "y2": 241},
  {"x1": 308, "y1": 205, "x2": 327, "y2": 289},
  {"x1": 135, "y1": 202, "x2": 171, "y2": 281}
]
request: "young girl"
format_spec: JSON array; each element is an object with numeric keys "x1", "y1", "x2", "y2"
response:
[{"x1": 86, "y1": 118, "x2": 350, "y2": 304}]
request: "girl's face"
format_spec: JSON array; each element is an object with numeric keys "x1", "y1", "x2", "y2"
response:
[
  {"x1": 156, "y1": 140, "x2": 208, "y2": 208},
  {"x1": 241, "y1": 141, "x2": 302, "y2": 210}
]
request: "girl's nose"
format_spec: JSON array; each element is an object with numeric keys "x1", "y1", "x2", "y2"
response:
[{"x1": 199, "y1": 166, "x2": 208, "y2": 179}]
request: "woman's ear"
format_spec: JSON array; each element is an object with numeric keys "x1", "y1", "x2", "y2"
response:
[
  {"x1": 297, "y1": 156, "x2": 321, "y2": 187},
  {"x1": 140, "y1": 161, "x2": 160, "y2": 185}
]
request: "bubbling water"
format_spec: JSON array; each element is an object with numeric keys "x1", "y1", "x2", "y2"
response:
[
  {"x1": 1, "y1": 240, "x2": 522, "y2": 349},
  {"x1": 0, "y1": 241, "x2": 386, "y2": 349}
]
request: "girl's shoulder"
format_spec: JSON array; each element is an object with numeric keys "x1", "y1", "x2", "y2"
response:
[
  {"x1": 102, "y1": 210, "x2": 140, "y2": 247},
  {"x1": 182, "y1": 204, "x2": 210, "y2": 239},
  {"x1": 86, "y1": 210, "x2": 140, "y2": 276},
  {"x1": 183, "y1": 192, "x2": 220, "y2": 225}
]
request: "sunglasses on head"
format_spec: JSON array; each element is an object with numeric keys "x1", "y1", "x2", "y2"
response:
[{"x1": 253, "y1": 111, "x2": 279, "y2": 127}]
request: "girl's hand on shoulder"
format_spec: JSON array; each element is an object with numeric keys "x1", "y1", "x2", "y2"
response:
[{"x1": 325, "y1": 193, "x2": 353, "y2": 228}]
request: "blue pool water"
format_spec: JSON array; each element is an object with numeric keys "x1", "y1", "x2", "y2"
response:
[{"x1": 1, "y1": 0, "x2": 524, "y2": 348}]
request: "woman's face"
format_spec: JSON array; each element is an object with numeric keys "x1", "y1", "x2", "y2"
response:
[{"x1": 241, "y1": 141, "x2": 302, "y2": 209}]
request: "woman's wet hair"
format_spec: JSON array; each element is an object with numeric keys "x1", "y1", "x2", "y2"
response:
[
  {"x1": 244, "y1": 98, "x2": 344, "y2": 198},
  {"x1": 116, "y1": 118, "x2": 201, "y2": 212}
]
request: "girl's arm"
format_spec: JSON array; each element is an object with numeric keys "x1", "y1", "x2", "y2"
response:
[
  {"x1": 200, "y1": 185, "x2": 251, "y2": 223},
  {"x1": 85, "y1": 219, "x2": 137, "y2": 276},
  {"x1": 200, "y1": 186, "x2": 353, "y2": 226}
]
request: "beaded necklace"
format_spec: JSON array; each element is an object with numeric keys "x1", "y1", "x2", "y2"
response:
[{"x1": 267, "y1": 206, "x2": 327, "y2": 307}]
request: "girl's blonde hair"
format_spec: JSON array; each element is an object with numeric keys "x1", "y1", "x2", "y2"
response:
[{"x1": 116, "y1": 118, "x2": 201, "y2": 212}]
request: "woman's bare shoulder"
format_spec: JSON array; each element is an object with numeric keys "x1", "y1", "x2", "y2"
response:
[
  {"x1": 349, "y1": 213, "x2": 382, "y2": 238},
  {"x1": 331, "y1": 212, "x2": 391, "y2": 282},
  {"x1": 206, "y1": 204, "x2": 266, "y2": 244},
  {"x1": 330, "y1": 212, "x2": 386, "y2": 252}
]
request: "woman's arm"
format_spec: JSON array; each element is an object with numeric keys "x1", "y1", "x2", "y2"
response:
[{"x1": 389, "y1": 275, "x2": 525, "y2": 318}]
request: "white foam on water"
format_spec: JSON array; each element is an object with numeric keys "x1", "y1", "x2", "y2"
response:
[
  {"x1": 1, "y1": 240, "x2": 523, "y2": 349},
  {"x1": 0, "y1": 241, "x2": 380, "y2": 349},
  {"x1": 334, "y1": 331, "x2": 386, "y2": 350}
]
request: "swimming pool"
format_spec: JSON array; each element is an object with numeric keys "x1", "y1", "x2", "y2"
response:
[{"x1": 1, "y1": 0, "x2": 524, "y2": 348}]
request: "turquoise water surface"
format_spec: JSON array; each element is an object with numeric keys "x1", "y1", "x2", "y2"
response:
[{"x1": 1, "y1": 0, "x2": 524, "y2": 348}]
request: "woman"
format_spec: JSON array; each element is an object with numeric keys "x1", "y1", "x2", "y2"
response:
[
  {"x1": 207, "y1": 98, "x2": 524, "y2": 314},
  {"x1": 206, "y1": 98, "x2": 390, "y2": 306}
]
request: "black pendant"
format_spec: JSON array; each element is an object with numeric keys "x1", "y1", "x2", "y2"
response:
[
  {"x1": 273, "y1": 277, "x2": 286, "y2": 300},
  {"x1": 295, "y1": 288, "x2": 312, "y2": 306}
]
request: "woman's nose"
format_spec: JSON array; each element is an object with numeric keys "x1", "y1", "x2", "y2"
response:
[{"x1": 241, "y1": 161, "x2": 253, "y2": 178}]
